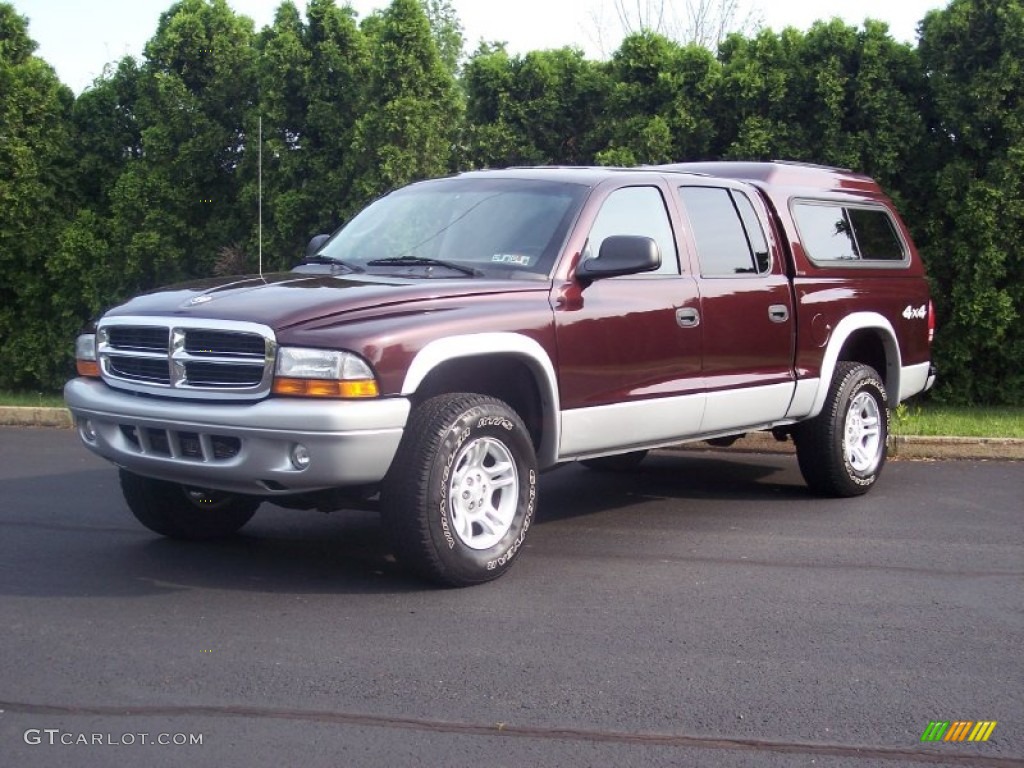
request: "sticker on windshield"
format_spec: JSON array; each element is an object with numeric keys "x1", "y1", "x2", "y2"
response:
[{"x1": 491, "y1": 254, "x2": 534, "y2": 267}]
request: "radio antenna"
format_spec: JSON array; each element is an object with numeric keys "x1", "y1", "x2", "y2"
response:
[{"x1": 258, "y1": 115, "x2": 263, "y2": 279}]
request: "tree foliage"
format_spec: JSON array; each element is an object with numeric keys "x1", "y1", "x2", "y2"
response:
[
  {"x1": 0, "y1": 4, "x2": 75, "y2": 388},
  {"x1": 463, "y1": 44, "x2": 607, "y2": 167},
  {"x1": 244, "y1": 0, "x2": 369, "y2": 271},
  {"x1": 350, "y1": 0, "x2": 462, "y2": 200},
  {"x1": 1, "y1": 0, "x2": 1022, "y2": 403},
  {"x1": 917, "y1": 0, "x2": 1024, "y2": 403},
  {"x1": 116, "y1": 0, "x2": 258, "y2": 288},
  {"x1": 595, "y1": 31, "x2": 718, "y2": 165},
  {"x1": 715, "y1": 20, "x2": 927, "y2": 193}
]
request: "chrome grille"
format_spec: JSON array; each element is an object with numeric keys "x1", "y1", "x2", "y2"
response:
[
  {"x1": 185, "y1": 330, "x2": 266, "y2": 357},
  {"x1": 97, "y1": 317, "x2": 276, "y2": 400},
  {"x1": 184, "y1": 361, "x2": 265, "y2": 388},
  {"x1": 108, "y1": 356, "x2": 172, "y2": 385},
  {"x1": 107, "y1": 326, "x2": 168, "y2": 352}
]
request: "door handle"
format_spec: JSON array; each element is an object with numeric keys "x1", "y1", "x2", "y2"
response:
[
  {"x1": 676, "y1": 307, "x2": 700, "y2": 328},
  {"x1": 768, "y1": 304, "x2": 790, "y2": 323}
]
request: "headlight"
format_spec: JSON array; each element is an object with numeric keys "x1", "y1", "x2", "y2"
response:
[
  {"x1": 75, "y1": 333, "x2": 100, "y2": 378},
  {"x1": 272, "y1": 347, "x2": 379, "y2": 398}
]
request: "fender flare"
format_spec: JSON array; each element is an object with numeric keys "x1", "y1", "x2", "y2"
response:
[
  {"x1": 807, "y1": 312, "x2": 902, "y2": 419},
  {"x1": 401, "y1": 333, "x2": 562, "y2": 467}
]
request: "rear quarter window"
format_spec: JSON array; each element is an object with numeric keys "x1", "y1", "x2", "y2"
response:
[{"x1": 792, "y1": 201, "x2": 907, "y2": 266}]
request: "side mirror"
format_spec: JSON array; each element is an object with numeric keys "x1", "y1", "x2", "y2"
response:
[
  {"x1": 305, "y1": 234, "x2": 330, "y2": 259},
  {"x1": 577, "y1": 235, "x2": 661, "y2": 282}
]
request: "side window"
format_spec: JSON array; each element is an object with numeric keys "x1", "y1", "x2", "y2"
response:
[
  {"x1": 733, "y1": 193, "x2": 771, "y2": 273},
  {"x1": 585, "y1": 186, "x2": 678, "y2": 275},
  {"x1": 793, "y1": 202, "x2": 906, "y2": 263},
  {"x1": 792, "y1": 203, "x2": 858, "y2": 261},
  {"x1": 678, "y1": 187, "x2": 770, "y2": 277},
  {"x1": 847, "y1": 208, "x2": 905, "y2": 261}
]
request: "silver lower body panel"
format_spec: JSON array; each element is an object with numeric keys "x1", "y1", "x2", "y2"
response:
[{"x1": 64, "y1": 378, "x2": 410, "y2": 495}]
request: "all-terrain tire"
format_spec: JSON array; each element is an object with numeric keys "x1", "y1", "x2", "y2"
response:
[
  {"x1": 795, "y1": 362, "x2": 889, "y2": 497},
  {"x1": 381, "y1": 394, "x2": 538, "y2": 587},
  {"x1": 119, "y1": 470, "x2": 260, "y2": 539}
]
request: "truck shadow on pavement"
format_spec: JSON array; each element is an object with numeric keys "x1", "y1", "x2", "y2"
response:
[
  {"x1": 537, "y1": 450, "x2": 813, "y2": 524},
  {"x1": 0, "y1": 451, "x2": 820, "y2": 597}
]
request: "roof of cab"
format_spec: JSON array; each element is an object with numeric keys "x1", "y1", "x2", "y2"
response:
[
  {"x1": 655, "y1": 161, "x2": 884, "y2": 196},
  {"x1": 454, "y1": 161, "x2": 886, "y2": 198},
  {"x1": 455, "y1": 166, "x2": 660, "y2": 185}
]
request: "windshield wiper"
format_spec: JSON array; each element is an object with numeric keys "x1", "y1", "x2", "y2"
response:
[
  {"x1": 365, "y1": 256, "x2": 482, "y2": 277},
  {"x1": 301, "y1": 255, "x2": 365, "y2": 273}
]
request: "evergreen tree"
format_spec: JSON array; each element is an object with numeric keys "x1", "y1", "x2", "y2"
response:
[
  {"x1": 715, "y1": 19, "x2": 926, "y2": 194},
  {"x1": 595, "y1": 31, "x2": 719, "y2": 165},
  {"x1": 351, "y1": 0, "x2": 462, "y2": 200},
  {"x1": 419, "y1": 0, "x2": 463, "y2": 76},
  {"x1": 104, "y1": 0, "x2": 258, "y2": 290},
  {"x1": 463, "y1": 44, "x2": 608, "y2": 167},
  {"x1": 245, "y1": 0, "x2": 369, "y2": 270},
  {"x1": 0, "y1": 4, "x2": 76, "y2": 388},
  {"x1": 919, "y1": 0, "x2": 1024, "y2": 403}
]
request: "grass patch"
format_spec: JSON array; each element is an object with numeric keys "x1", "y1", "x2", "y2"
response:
[
  {"x1": 893, "y1": 403, "x2": 1024, "y2": 439},
  {"x1": 0, "y1": 390, "x2": 65, "y2": 408}
]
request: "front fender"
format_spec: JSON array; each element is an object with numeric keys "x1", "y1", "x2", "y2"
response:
[{"x1": 401, "y1": 333, "x2": 561, "y2": 467}]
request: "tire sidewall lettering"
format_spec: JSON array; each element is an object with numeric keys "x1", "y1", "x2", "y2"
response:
[
  {"x1": 486, "y1": 469, "x2": 536, "y2": 570},
  {"x1": 433, "y1": 405, "x2": 535, "y2": 577},
  {"x1": 477, "y1": 416, "x2": 513, "y2": 431},
  {"x1": 842, "y1": 375, "x2": 887, "y2": 484},
  {"x1": 438, "y1": 424, "x2": 471, "y2": 550}
]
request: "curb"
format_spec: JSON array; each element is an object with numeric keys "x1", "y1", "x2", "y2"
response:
[
  {"x1": 889, "y1": 434, "x2": 1024, "y2": 461},
  {"x1": 0, "y1": 406, "x2": 73, "y2": 429},
  {"x1": 1, "y1": 407, "x2": 1021, "y2": 461},
  {"x1": 671, "y1": 431, "x2": 1024, "y2": 462}
]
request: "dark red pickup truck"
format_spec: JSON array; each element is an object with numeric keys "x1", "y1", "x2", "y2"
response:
[{"x1": 66, "y1": 162, "x2": 935, "y2": 585}]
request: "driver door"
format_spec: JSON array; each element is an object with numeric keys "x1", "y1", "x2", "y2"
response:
[{"x1": 554, "y1": 184, "x2": 704, "y2": 458}]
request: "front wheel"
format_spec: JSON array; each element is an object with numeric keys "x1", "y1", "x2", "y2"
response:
[
  {"x1": 381, "y1": 394, "x2": 538, "y2": 587},
  {"x1": 119, "y1": 470, "x2": 260, "y2": 539},
  {"x1": 795, "y1": 362, "x2": 889, "y2": 497}
]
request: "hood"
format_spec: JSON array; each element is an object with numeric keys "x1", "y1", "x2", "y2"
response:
[{"x1": 104, "y1": 271, "x2": 548, "y2": 330}]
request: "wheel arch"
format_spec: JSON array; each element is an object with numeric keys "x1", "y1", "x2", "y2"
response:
[
  {"x1": 809, "y1": 313, "x2": 901, "y2": 418},
  {"x1": 401, "y1": 334, "x2": 561, "y2": 468}
]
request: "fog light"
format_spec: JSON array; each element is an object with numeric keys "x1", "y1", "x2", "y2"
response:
[
  {"x1": 290, "y1": 443, "x2": 311, "y2": 470},
  {"x1": 79, "y1": 419, "x2": 97, "y2": 443}
]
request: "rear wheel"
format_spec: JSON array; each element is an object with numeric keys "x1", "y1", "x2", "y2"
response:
[
  {"x1": 381, "y1": 394, "x2": 538, "y2": 587},
  {"x1": 795, "y1": 362, "x2": 889, "y2": 497},
  {"x1": 119, "y1": 470, "x2": 260, "y2": 539}
]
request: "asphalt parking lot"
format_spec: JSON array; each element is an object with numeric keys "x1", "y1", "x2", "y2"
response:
[{"x1": 0, "y1": 426, "x2": 1020, "y2": 767}]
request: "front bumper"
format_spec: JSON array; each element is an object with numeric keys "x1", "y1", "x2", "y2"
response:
[{"x1": 64, "y1": 378, "x2": 410, "y2": 495}]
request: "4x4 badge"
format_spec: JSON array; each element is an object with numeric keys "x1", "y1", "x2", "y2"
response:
[{"x1": 903, "y1": 304, "x2": 926, "y2": 320}]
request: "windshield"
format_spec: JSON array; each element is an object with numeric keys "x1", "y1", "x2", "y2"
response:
[{"x1": 316, "y1": 177, "x2": 588, "y2": 278}]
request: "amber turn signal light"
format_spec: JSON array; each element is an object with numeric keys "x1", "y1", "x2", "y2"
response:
[
  {"x1": 76, "y1": 360, "x2": 101, "y2": 378},
  {"x1": 272, "y1": 377, "x2": 379, "y2": 398}
]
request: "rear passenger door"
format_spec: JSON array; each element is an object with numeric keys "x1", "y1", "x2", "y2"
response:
[{"x1": 676, "y1": 185, "x2": 796, "y2": 433}]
